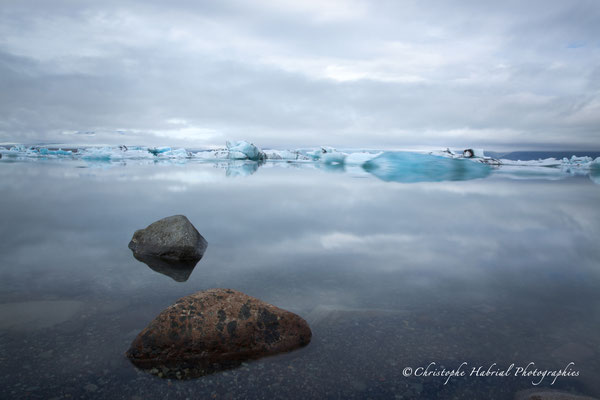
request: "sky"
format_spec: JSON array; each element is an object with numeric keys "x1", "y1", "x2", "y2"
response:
[{"x1": 1, "y1": 0, "x2": 599, "y2": 150}]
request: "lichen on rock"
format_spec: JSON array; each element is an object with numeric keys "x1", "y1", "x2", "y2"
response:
[{"x1": 126, "y1": 288, "x2": 312, "y2": 378}]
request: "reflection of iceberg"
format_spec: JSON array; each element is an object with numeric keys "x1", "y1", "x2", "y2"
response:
[
  {"x1": 588, "y1": 158, "x2": 600, "y2": 185},
  {"x1": 363, "y1": 152, "x2": 492, "y2": 183},
  {"x1": 225, "y1": 161, "x2": 261, "y2": 177},
  {"x1": 317, "y1": 161, "x2": 346, "y2": 174},
  {"x1": 490, "y1": 156, "x2": 600, "y2": 184},
  {"x1": 133, "y1": 253, "x2": 201, "y2": 282}
]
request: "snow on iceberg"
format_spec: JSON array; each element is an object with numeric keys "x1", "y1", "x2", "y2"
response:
[{"x1": 363, "y1": 152, "x2": 492, "y2": 183}]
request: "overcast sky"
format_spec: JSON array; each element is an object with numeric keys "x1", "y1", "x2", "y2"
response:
[{"x1": 1, "y1": 0, "x2": 599, "y2": 150}]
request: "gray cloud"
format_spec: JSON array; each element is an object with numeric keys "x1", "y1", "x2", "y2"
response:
[{"x1": 0, "y1": 0, "x2": 599, "y2": 150}]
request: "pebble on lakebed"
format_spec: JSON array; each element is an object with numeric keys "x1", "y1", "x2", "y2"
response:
[
  {"x1": 515, "y1": 389, "x2": 599, "y2": 400},
  {"x1": 126, "y1": 288, "x2": 312, "y2": 378}
]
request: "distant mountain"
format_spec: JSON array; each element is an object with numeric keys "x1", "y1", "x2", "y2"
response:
[{"x1": 485, "y1": 151, "x2": 600, "y2": 161}]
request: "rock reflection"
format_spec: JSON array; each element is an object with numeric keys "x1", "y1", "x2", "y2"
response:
[{"x1": 132, "y1": 253, "x2": 203, "y2": 282}]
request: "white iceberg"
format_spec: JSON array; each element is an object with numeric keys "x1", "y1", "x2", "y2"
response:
[
  {"x1": 157, "y1": 148, "x2": 190, "y2": 159},
  {"x1": 344, "y1": 152, "x2": 381, "y2": 166},
  {"x1": 263, "y1": 149, "x2": 310, "y2": 161},
  {"x1": 226, "y1": 140, "x2": 266, "y2": 161},
  {"x1": 194, "y1": 149, "x2": 230, "y2": 160},
  {"x1": 306, "y1": 147, "x2": 347, "y2": 164}
]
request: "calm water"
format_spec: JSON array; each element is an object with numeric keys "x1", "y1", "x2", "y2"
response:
[{"x1": 1, "y1": 158, "x2": 599, "y2": 399}]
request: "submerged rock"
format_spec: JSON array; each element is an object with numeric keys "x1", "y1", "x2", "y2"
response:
[
  {"x1": 128, "y1": 215, "x2": 207, "y2": 261},
  {"x1": 126, "y1": 288, "x2": 311, "y2": 377}
]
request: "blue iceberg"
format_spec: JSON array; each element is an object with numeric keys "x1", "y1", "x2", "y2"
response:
[
  {"x1": 363, "y1": 152, "x2": 492, "y2": 183},
  {"x1": 226, "y1": 141, "x2": 266, "y2": 161}
]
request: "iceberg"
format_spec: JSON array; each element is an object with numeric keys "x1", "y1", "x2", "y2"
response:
[
  {"x1": 263, "y1": 149, "x2": 311, "y2": 161},
  {"x1": 148, "y1": 147, "x2": 173, "y2": 156},
  {"x1": 226, "y1": 141, "x2": 266, "y2": 161},
  {"x1": 194, "y1": 149, "x2": 230, "y2": 160},
  {"x1": 363, "y1": 152, "x2": 492, "y2": 183},
  {"x1": 157, "y1": 148, "x2": 190, "y2": 159},
  {"x1": 2, "y1": 141, "x2": 599, "y2": 185},
  {"x1": 306, "y1": 147, "x2": 348, "y2": 164},
  {"x1": 321, "y1": 151, "x2": 346, "y2": 165},
  {"x1": 38, "y1": 148, "x2": 73, "y2": 156},
  {"x1": 80, "y1": 147, "x2": 118, "y2": 161},
  {"x1": 79, "y1": 146, "x2": 189, "y2": 161},
  {"x1": 344, "y1": 152, "x2": 381, "y2": 166},
  {"x1": 0, "y1": 146, "x2": 75, "y2": 158}
]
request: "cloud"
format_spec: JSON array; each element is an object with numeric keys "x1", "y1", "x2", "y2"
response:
[{"x1": 0, "y1": 0, "x2": 599, "y2": 149}]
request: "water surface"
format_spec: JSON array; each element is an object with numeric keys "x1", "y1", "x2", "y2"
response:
[{"x1": 0, "y1": 159, "x2": 599, "y2": 399}]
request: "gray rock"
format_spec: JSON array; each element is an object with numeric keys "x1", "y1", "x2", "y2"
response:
[{"x1": 128, "y1": 215, "x2": 207, "y2": 261}]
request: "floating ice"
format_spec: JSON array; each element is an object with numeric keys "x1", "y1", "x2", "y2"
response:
[
  {"x1": 226, "y1": 140, "x2": 266, "y2": 161},
  {"x1": 363, "y1": 152, "x2": 492, "y2": 183},
  {"x1": 344, "y1": 152, "x2": 382, "y2": 166},
  {"x1": 38, "y1": 148, "x2": 73, "y2": 156},
  {"x1": 264, "y1": 149, "x2": 311, "y2": 161},
  {"x1": 194, "y1": 149, "x2": 230, "y2": 160},
  {"x1": 148, "y1": 147, "x2": 172, "y2": 156},
  {"x1": 306, "y1": 147, "x2": 348, "y2": 164},
  {"x1": 80, "y1": 147, "x2": 116, "y2": 161},
  {"x1": 2, "y1": 142, "x2": 599, "y2": 184},
  {"x1": 159, "y1": 148, "x2": 190, "y2": 158}
]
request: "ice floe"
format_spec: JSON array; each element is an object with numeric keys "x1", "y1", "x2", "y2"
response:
[
  {"x1": 363, "y1": 152, "x2": 492, "y2": 182},
  {"x1": 226, "y1": 140, "x2": 266, "y2": 161},
  {"x1": 2, "y1": 142, "x2": 599, "y2": 184},
  {"x1": 263, "y1": 149, "x2": 311, "y2": 161}
]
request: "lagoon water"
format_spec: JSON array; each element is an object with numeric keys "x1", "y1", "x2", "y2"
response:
[{"x1": 0, "y1": 158, "x2": 599, "y2": 399}]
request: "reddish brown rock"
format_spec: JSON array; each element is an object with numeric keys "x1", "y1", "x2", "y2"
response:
[{"x1": 126, "y1": 288, "x2": 311, "y2": 377}]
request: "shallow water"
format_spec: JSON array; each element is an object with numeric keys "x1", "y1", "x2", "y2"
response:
[{"x1": 0, "y1": 159, "x2": 599, "y2": 399}]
